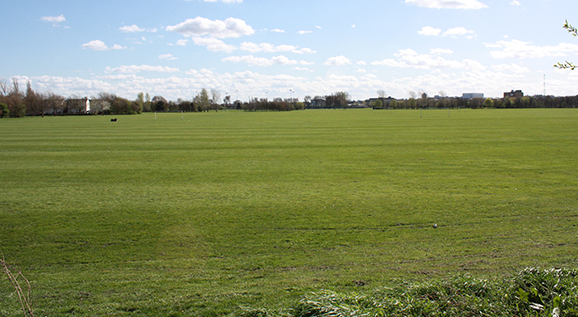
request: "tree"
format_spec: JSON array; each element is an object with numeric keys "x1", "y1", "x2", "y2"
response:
[
  {"x1": 111, "y1": 97, "x2": 133, "y2": 114},
  {"x1": 151, "y1": 95, "x2": 168, "y2": 112},
  {"x1": 24, "y1": 81, "x2": 40, "y2": 116},
  {"x1": 555, "y1": 20, "x2": 578, "y2": 70},
  {"x1": 326, "y1": 91, "x2": 349, "y2": 108},
  {"x1": 210, "y1": 88, "x2": 222, "y2": 111},
  {"x1": 407, "y1": 97, "x2": 417, "y2": 109},
  {"x1": 390, "y1": 99, "x2": 398, "y2": 109},
  {"x1": 4, "y1": 78, "x2": 26, "y2": 118},
  {"x1": 372, "y1": 99, "x2": 383, "y2": 109},
  {"x1": 143, "y1": 93, "x2": 152, "y2": 112},
  {"x1": 65, "y1": 95, "x2": 87, "y2": 114},
  {"x1": 194, "y1": 89, "x2": 210, "y2": 112},
  {"x1": 483, "y1": 98, "x2": 494, "y2": 108},
  {"x1": 45, "y1": 92, "x2": 65, "y2": 115},
  {"x1": 0, "y1": 102, "x2": 9, "y2": 118},
  {"x1": 136, "y1": 92, "x2": 145, "y2": 113}
]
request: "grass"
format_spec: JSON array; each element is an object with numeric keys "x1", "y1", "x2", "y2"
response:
[{"x1": 1, "y1": 109, "x2": 577, "y2": 316}]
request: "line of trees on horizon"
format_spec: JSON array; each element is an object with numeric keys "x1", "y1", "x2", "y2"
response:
[{"x1": 1, "y1": 78, "x2": 578, "y2": 118}]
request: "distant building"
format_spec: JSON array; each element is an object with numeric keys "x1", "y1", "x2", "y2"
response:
[
  {"x1": 462, "y1": 93, "x2": 484, "y2": 99},
  {"x1": 504, "y1": 90, "x2": 523, "y2": 98}
]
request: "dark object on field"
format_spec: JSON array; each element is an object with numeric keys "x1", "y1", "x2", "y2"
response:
[
  {"x1": 111, "y1": 118, "x2": 117, "y2": 122},
  {"x1": 433, "y1": 224, "x2": 438, "y2": 228}
]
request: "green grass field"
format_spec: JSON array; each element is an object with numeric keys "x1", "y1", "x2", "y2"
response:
[{"x1": 1, "y1": 109, "x2": 578, "y2": 316}]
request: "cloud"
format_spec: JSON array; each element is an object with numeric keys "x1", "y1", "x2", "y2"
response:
[
  {"x1": 418, "y1": 26, "x2": 442, "y2": 36},
  {"x1": 192, "y1": 37, "x2": 237, "y2": 52},
  {"x1": 119, "y1": 24, "x2": 145, "y2": 33},
  {"x1": 443, "y1": 27, "x2": 475, "y2": 37},
  {"x1": 293, "y1": 67, "x2": 314, "y2": 72},
  {"x1": 166, "y1": 17, "x2": 254, "y2": 38},
  {"x1": 271, "y1": 29, "x2": 285, "y2": 33},
  {"x1": 372, "y1": 49, "x2": 485, "y2": 70},
  {"x1": 81, "y1": 40, "x2": 127, "y2": 51},
  {"x1": 510, "y1": 0, "x2": 521, "y2": 5},
  {"x1": 239, "y1": 42, "x2": 316, "y2": 54},
  {"x1": 105, "y1": 65, "x2": 180, "y2": 74},
  {"x1": 405, "y1": 0, "x2": 487, "y2": 9},
  {"x1": 297, "y1": 30, "x2": 312, "y2": 35},
  {"x1": 419, "y1": 26, "x2": 475, "y2": 37},
  {"x1": 324, "y1": 56, "x2": 352, "y2": 66},
  {"x1": 491, "y1": 63, "x2": 529, "y2": 73},
  {"x1": 486, "y1": 39, "x2": 578, "y2": 59},
  {"x1": 159, "y1": 54, "x2": 178, "y2": 60},
  {"x1": 41, "y1": 15, "x2": 65, "y2": 23},
  {"x1": 430, "y1": 48, "x2": 453, "y2": 55},
  {"x1": 222, "y1": 55, "x2": 313, "y2": 67},
  {"x1": 176, "y1": 39, "x2": 188, "y2": 46}
]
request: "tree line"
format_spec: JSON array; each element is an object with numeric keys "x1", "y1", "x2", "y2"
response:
[
  {"x1": 1, "y1": 78, "x2": 578, "y2": 119},
  {"x1": 369, "y1": 94, "x2": 578, "y2": 110}
]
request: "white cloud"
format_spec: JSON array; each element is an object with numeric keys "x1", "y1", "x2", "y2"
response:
[
  {"x1": 192, "y1": 37, "x2": 237, "y2": 52},
  {"x1": 271, "y1": 29, "x2": 285, "y2": 33},
  {"x1": 239, "y1": 42, "x2": 316, "y2": 54},
  {"x1": 491, "y1": 63, "x2": 530, "y2": 73},
  {"x1": 357, "y1": 61, "x2": 367, "y2": 65},
  {"x1": 81, "y1": 40, "x2": 127, "y2": 51},
  {"x1": 105, "y1": 65, "x2": 180, "y2": 74},
  {"x1": 119, "y1": 24, "x2": 145, "y2": 33},
  {"x1": 41, "y1": 15, "x2": 65, "y2": 23},
  {"x1": 159, "y1": 53, "x2": 178, "y2": 60},
  {"x1": 222, "y1": 55, "x2": 313, "y2": 67},
  {"x1": 430, "y1": 48, "x2": 453, "y2": 55},
  {"x1": 176, "y1": 39, "x2": 188, "y2": 46},
  {"x1": 298, "y1": 30, "x2": 312, "y2": 35},
  {"x1": 418, "y1": 26, "x2": 441, "y2": 36},
  {"x1": 293, "y1": 67, "x2": 314, "y2": 72},
  {"x1": 372, "y1": 49, "x2": 485, "y2": 70},
  {"x1": 486, "y1": 39, "x2": 578, "y2": 59},
  {"x1": 166, "y1": 17, "x2": 254, "y2": 38},
  {"x1": 510, "y1": 0, "x2": 521, "y2": 5},
  {"x1": 324, "y1": 56, "x2": 352, "y2": 66},
  {"x1": 443, "y1": 27, "x2": 475, "y2": 37},
  {"x1": 405, "y1": 0, "x2": 487, "y2": 9}
]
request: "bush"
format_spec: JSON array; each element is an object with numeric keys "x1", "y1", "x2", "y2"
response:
[
  {"x1": 0, "y1": 102, "x2": 9, "y2": 118},
  {"x1": 237, "y1": 268, "x2": 578, "y2": 316}
]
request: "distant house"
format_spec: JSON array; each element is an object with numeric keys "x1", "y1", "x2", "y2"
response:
[
  {"x1": 64, "y1": 97, "x2": 90, "y2": 114},
  {"x1": 462, "y1": 93, "x2": 484, "y2": 99},
  {"x1": 88, "y1": 99, "x2": 111, "y2": 113},
  {"x1": 504, "y1": 90, "x2": 523, "y2": 98}
]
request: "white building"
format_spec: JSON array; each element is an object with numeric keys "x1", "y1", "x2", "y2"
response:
[{"x1": 462, "y1": 93, "x2": 484, "y2": 99}]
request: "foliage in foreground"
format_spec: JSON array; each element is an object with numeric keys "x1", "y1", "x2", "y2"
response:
[{"x1": 240, "y1": 268, "x2": 578, "y2": 317}]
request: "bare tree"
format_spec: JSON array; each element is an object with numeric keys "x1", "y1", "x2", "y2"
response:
[
  {"x1": 4, "y1": 78, "x2": 25, "y2": 117},
  {"x1": 24, "y1": 81, "x2": 41, "y2": 116},
  {"x1": 377, "y1": 90, "x2": 386, "y2": 98},
  {"x1": 210, "y1": 88, "x2": 222, "y2": 111},
  {"x1": 0, "y1": 78, "x2": 8, "y2": 96},
  {"x1": 46, "y1": 92, "x2": 65, "y2": 115}
]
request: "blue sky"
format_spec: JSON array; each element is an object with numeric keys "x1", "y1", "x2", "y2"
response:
[{"x1": 3, "y1": 0, "x2": 578, "y2": 101}]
